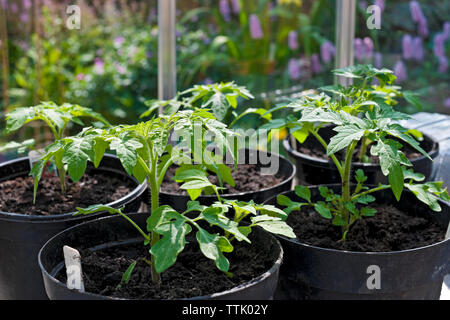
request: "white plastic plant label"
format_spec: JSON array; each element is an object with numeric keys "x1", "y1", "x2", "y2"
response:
[{"x1": 63, "y1": 245, "x2": 85, "y2": 292}]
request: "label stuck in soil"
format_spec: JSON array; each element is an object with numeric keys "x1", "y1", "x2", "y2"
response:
[{"x1": 63, "y1": 245, "x2": 85, "y2": 292}]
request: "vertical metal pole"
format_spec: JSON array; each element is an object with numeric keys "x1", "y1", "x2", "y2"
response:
[
  {"x1": 158, "y1": 0, "x2": 177, "y2": 105},
  {"x1": 335, "y1": 0, "x2": 356, "y2": 86}
]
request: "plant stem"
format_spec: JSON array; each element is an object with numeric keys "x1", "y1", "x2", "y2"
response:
[
  {"x1": 57, "y1": 166, "x2": 66, "y2": 194},
  {"x1": 341, "y1": 140, "x2": 358, "y2": 236},
  {"x1": 358, "y1": 136, "x2": 368, "y2": 163},
  {"x1": 148, "y1": 149, "x2": 161, "y2": 285},
  {"x1": 310, "y1": 129, "x2": 343, "y2": 177},
  {"x1": 351, "y1": 185, "x2": 390, "y2": 202}
]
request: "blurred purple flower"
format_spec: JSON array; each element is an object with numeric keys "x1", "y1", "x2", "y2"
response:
[
  {"x1": 1, "y1": 0, "x2": 7, "y2": 9},
  {"x1": 444, "y1": 22, "x2": 450, "y2": 40},
  {"x1": 409, "y1": 1, "x2": 424, "y2": 23},
  {"x1": 373, "y1": 52, "x2": 383, "y2": 68},
  {"x1": 288, "y1": 31, "x2": 298, "y2": 50},
  {"x1": 76, "y1": 73, "x2": 85, "y2": 81},
  {"x1": 402, "y1": 34, "x2": 413, "y2": 60},
  {"x1": 444, "y1": 98, "x2": 450, "y2": 109},
  {"x1": 10, "y1": 2, "x2": 18, "y2": 13},
  {"x1": 363, "y1": 37, "x2": 374, "y2": 59},
  {"x1": 94, "y1": 58, "x2": 105, "y2": 75},
  {"x1": 219, "y1": 0, "x2": 231, "y2": 22},
  {"x1": 410, "y1": 1, "x2": 428, "y2": 37},
  {"x1": 433, "y1": 33, "x2": 445, "y2": 58},
  {"x1": 146, "y1": 51, "x2": 152, "y2": 58},
  {"x1": 375, "y1": 0, "x2": 385, "y2": 11},
  {"x1": 22, "y1": 0, "x2": 31, "y2": 10},
  {"x1": 311, "y1": 54, "x2": 322, "y2": 74},
  {"x1": 115, "y1": 63, "x2": 126, "y2": 75},
  {"x1": 438, "y1": 56, "x2": 448, "y2": 74},
  {"x1": 320, "y1": 41, "x2": 335, "y2": 64},
  {"x1": 203, "y1": 78, "x2": 214, "y2": 85},
  {"x1": 249, "y1": 14, "x2": 263, "y2": 39},
  {"x1": 359, "y1": 1, "x2": 367, "y2": 10},
  {"x1": 231, "y1": 0, "x2": 240, "y2": 14},
  {"x1": 114, "y1": 36, "x2": 125, "y2": 47},
  {"x1": 20, "y1": 12, "x2": 28, "y2": 23},
  {"x1": 354, "y1": 38, "x2": 365, "y2": 62},
  {"x1": 393, "y1": 60, "x2": 407, "y2": 83},
  {"x1": 412, "y1": 37, "x2": 424, "y2": 61},
  {"x1": 288, "y1": 58, "x2": 301, "y2": 80}
]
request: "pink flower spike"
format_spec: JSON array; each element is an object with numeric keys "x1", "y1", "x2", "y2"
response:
[
  {"x1": 311, "y1": 54, "x2": 322, "y2": 74},
  {"x1": 438, "y1": 56, "x2": 448, "y2": 74},
  {"x1": 288, "y1": 31, "x2": 299, "y2": 50},
  {"x1": 402, "y1": 35, "x2": 413, "y2": 60},
  {"x1": 249, "y1": 14, "x2": 263, "y2": 39},
  {"x1": 219, "y1": 0, "x2": 231, "y2": 22},
  {"x1": 393, "y1": 60, "x2": 407, "y2": 83},
  {"x1": 288, "y1": 58, "x2": 301, "y2": 80}
]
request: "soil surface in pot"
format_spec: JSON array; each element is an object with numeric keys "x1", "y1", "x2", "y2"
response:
[
  {"x1": 56, "y1": 237, "x2": 277, "y2": 299},
  {"x1": 0, "y1": 173, "x2": 135, "y2": 216},
  {"x1": 287, "y1": 204, "x2": 446, "y2": 252},
  {"x1": 295, "y1": 136, "x2": 433, "y2": 164},
  {"x1": 161, "y1": 164, "x2": 286, "y2": 195}
]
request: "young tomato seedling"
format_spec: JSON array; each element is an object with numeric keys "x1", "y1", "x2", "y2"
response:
[
  {"x1": 61, "y1": 109, "x2": 295, "y2": 287},
  {"x1": 1, "y1": 101, "x2": 110, "y2": 201},
  {"x1": 141, "y1": 82, "x2": 272, "y2": 128},
  {"x1": 266, "y1": 65, "x2": 450, "y2": 240}
]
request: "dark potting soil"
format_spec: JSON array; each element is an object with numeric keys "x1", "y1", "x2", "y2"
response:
[
  {"x1": 161, "y1": 164, "x2": 285, "y2": 195},
  {"x1": 296, "y1": 136, "x2": 429, "y2": 164},
  {"x1": 286, "y1": 203, "x2": 446, "y2": 252},
  {"x1": 0, "y1": 173, "x2": 135, "y2": 216},
  {"x1": 56, "y1": 236, "x2": 278, "y2": 299}
]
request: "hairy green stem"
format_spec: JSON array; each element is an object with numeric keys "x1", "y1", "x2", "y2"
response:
[
  {"x1": 351, "y1": 185, "x2": 390, "y2": 202},
  {"x1": 310, "y1": 129, "x2": 343, "y2": 177},
  {"x1": 341, "y1": 140, "x2": 358, "y2": 236},
  {"x1": 148, "y1": 148, "x2": 161, "y2": 285}
]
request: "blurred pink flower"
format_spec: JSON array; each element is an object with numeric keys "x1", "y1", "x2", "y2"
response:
[
  {"x1": 114, "y1": 36, "x2": 125, "y2": 47},
  {"x1": 412, "y1": 37, "x2": 424, "y2": 61},
  {"x1": 10, "y1": 2, "x2": 18, "y2": 12},
  {"x1": 76, "y1": 73, "x2": 85, "y2": 81},
  {"x1": 438, "y1": 56, "x2": 448, "y2": 74},
  {"x1": 320, "y1": 41, "x2": 335, "y2": 64},
  {"x1": 444, "y1": 22, "x2": 450, "y2": 40},
  {"x1": 393, "y1": 60, "x2": 407, "y2": 83},
  {"x1": 375, "y1": 0, "x2": 385, "y2": 11},
  {"x1": 409, "y1": 1, "x2": 423, "y2": 23},
  {"x1": 219, "y1": 0, "x2": 231, "y2": 21},
  {"x1": 94, "y1": 58, "x2": 105, "y2": 75},
  {"x1": 20, "y1": 12, "x2": 28, "y2": 23},
  {"x1": 354, "y1": 38, "x2": 365, "y2": 62},
  {"x1": 373, "y1": 52, "x2": 383, "y2": 68},
  {"x1": 444, "y1": 98, "x2": 450, "y2": 109},
  {"x1": 433, "y1": 33, "x2": 445, "y2": 58},
  {"x1": 288, "y1": 58, "x2": 301, "y2": 80},
  {"x1": 249, "y1": 14, "x2": 263, "y2": 39},
  {"x1": 363, "y1": 37, "x2": 374, "y2": 59},
  {"x1": 288, "y1": 31, "x2": 298, "y2": 50},
  {"x1": 402, "y1": 35, "x2": 413, "y2": 60},
  {"x1": 311, "y1": 54, "x2": 322, "y2": 74},
  {"x1": 231, "y1": 0, "x2": 240, "y2": 14},
  {"x1": 22, "y1": 0, "x2": 31, "y2": 10},
  {"x1": 1, "y1": 0, "x2": 6, "y2": 9}
]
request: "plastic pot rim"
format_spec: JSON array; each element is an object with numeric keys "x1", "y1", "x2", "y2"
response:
[
  {"x1": 265, "y1": 185, "x2": 450, "y2": 256},
  {"x1": 38, "y1": 213, "x2": 284, "y2": 300},
  {"x1": 0, "y1": 155, "x2": 147, "y2": 223}
]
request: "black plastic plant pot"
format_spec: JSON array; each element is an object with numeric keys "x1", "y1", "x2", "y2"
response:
[
  {"x1": 283, "y1": 126, "x2": 439, "y2": 185},
  {"x1": 152, "y1": 148, "x2": 296, "y2": 212},
  {"x1": 264, "y1": 186, "x2": 450, "y2": 300},
  {"x1": 38, "y1": 213, "x2": 284, "y2": 300},
  {"x1": 0, "y1": 155, "x2": 146, "y2": 300}
]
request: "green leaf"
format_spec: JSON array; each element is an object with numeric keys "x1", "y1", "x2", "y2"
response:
[
  {"x1": 355, "y1": 194, "x2": 376, "y2": 204},
  {"x1": 201, "y1": 207, "x2": 250, "y2": 242},
  {"x1": 361, "y1": 207, "x2": 377, "y2": 217},
  {"x1": 370, "y1": 138, "x2": 404, "y2": 176},
  {"x1": 294, "y1": 185, "x2": 311, "y2": 202},
  {"x1": 314, "y1": 202, "x2": 332, "y2": 219},
  {"x1": 120, "y1": 261, "x2": 137, "y2": 286},
  {"x1": 5, "y1": 107, "x2": 35, "y2": 133},
  {"x1": 405, "y1": 183, "x2": 441, "y2": 212},
  {"x1": 196, "y1": 228, "x2": 233, "y2": 272},
  {"x1": 150, "y1": 218, "x2": 192, "y2": 273},
  {"x1": 110, "y1": 136, "x2": 143, "y2": 175},
  {"x1": 62, "y1": 137, "x2": 93, "y2": 182},
  {"x1": 327, "y1": 125, "x2": 366, "y2": 156},
  {"x1": 180, "y1": 179, "x2": 213, "y2": 190},
  {"x1": 388, "y1": 162, "x2": 404, "y2": 201},
  {"x1": 250, "y1": 215, "x2": 296, "y2": 238},
  {"x1": 355, "y1": 169, "x2": 368, "y2": 183}
]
